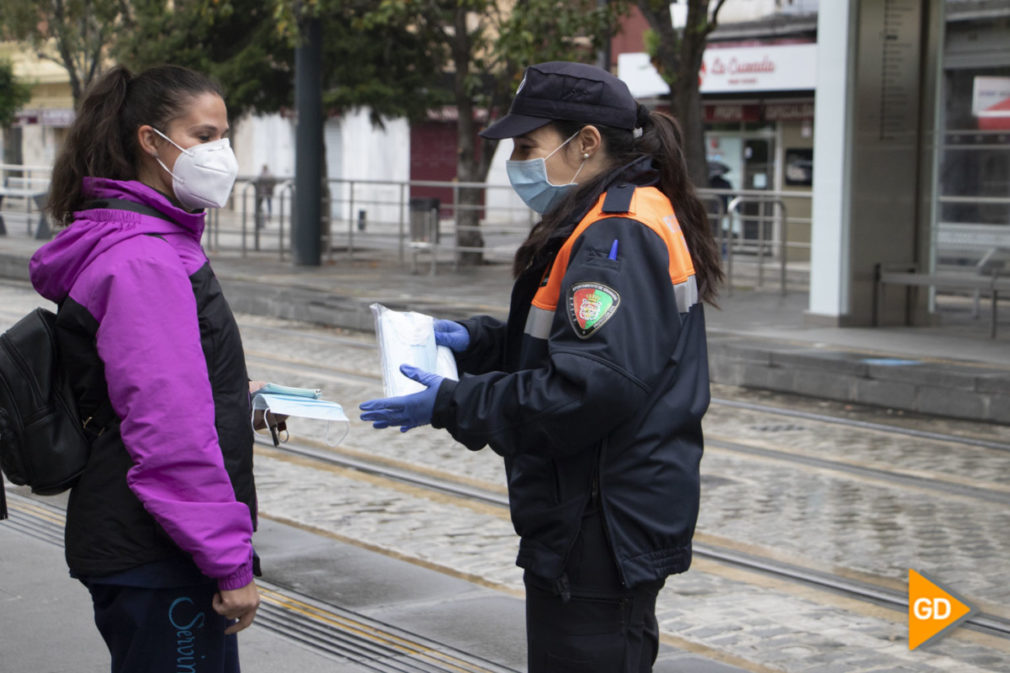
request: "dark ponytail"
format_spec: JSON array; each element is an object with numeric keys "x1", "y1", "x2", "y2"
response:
[
  {"x1": 512, "y1": 110, "x2": 724, "y2": 304},
  {"x1": 47, "y1": 65, "x2": 223, "y2": 226},
  {"x1": 634, "y1": 109, "x2": 724, "y2": 303}
]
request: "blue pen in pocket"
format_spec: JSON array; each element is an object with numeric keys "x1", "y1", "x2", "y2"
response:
[{"x1": 608, "y1": 239, "x2": 619, "y2": 260}]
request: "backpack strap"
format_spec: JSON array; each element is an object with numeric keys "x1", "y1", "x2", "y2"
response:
[
  {"x1": 81, "y1": 198, "x2": 176, "y2": 222},
  {"x1": 0, "y1": 463, "x2": 6, "y2": 519},
  {"x1": 50, "y1": 304, "x2": 118, "y2": 440}
]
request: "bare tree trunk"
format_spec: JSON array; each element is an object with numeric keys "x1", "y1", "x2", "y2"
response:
[
  {"x1": 673, "y1": 0, "x2": 712, "y2": 188},
  {"x1": 451, "y1": 7, "x2": 485, "y2": 266},
  {"x1": 636, "y1": 0, "x2": 726, "y2": 188},
  {"x1": 49, "y1": 0, "x2": 108, "y2": 104}
]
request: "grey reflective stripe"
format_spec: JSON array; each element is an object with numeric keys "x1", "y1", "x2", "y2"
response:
[
  {"x1": 524, "y1": 306, "x2": 554, "y2": 339},
  {"x1": 674, "y1": 275, "x2": 699, "y2": 314}
]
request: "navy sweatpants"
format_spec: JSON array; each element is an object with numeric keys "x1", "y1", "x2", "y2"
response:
[{"x1": 85, "y1": 580, "x2": 240, "y2": 673}]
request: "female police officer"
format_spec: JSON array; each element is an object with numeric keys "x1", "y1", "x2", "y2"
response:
[{"x1": 361, "y1": 61, "x2": 723, "y2": 672}]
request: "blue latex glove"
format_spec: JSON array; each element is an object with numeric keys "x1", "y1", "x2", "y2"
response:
[
  {"x1": 434, "y1": 319, "x2": 470, "y2": 353},
  {"x1": 359, "y1": 365, "x2": 443, "y2": 432}
]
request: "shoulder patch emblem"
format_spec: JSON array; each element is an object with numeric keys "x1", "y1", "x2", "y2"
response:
[{"x1": 568, "y1": 282, "x2": 620, "y2": 339}]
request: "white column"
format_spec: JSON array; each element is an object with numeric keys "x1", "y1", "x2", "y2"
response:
[{"x1": 808, "y1": 0, "x2": 858, "y2": 321}]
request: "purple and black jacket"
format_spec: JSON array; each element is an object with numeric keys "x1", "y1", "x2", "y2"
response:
[{"x1": 30, "y1": 178, "x2": 256, "y2": 591}]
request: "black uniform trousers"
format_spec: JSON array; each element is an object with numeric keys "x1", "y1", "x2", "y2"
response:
[{"x1": 524, "y1": 507, "x2": 665, "y2": 673}]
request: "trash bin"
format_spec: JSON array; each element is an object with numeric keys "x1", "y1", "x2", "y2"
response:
[{"x1": 409, "y1": 197, "x2": 440, "y2": 244}]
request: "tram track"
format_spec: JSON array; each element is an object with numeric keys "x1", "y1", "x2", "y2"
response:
[
  {"x1": 239, "y1": 339, "x2": 1010, "y2": 501},
  {"x1": 2, "y1": 302, "x2": 1007, "y2": 456},
  {"x1": 5, "y1": 304, "x2": 1008, "y2": 655},
  {"x1": 712, "y1": 396, "x2": 1010, "y2": 453},
  {"x1": 703, "y1": 435, "x2": 1010, "y2": 504},
  {"x1": 239, "y1": 320, "x2": 1010, "y2": 643},
  {"x1": 263, "y1": 436, "x2": 1010, "y2": 642},
  {"x1": 235, "y1": 319, "x2": 1010, "y2": 456}
]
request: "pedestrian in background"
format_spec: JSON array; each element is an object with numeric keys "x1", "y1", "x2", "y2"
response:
[
  {"x1": 361, "y1": 61, "x2": 723, "y2": 672},
  {"x1": 34, "y1": 64, "x2": 259, "y2": 673},
  {"x1": 707, "y1": 161, "x2": 734, "y2": 251},
  {"x1": 254, "y1": 163, "x2": 276, "y2": 227}
]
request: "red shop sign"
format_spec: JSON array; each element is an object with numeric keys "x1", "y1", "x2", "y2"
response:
[{"x1": 704, "y1": 104, "x2": 762, "y2": 123}]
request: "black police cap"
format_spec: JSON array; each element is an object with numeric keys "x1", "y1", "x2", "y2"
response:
[{"x1": 480, "y1": 61, "x2": 638, "y2": 140}]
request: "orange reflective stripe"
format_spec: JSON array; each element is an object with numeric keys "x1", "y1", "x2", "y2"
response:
[
  {"x1": 531, "y1": 247, "x2": 573, "y2": 312},
  {"x1": 531, "y1": 187, "x2": 695, "y2": 312}
]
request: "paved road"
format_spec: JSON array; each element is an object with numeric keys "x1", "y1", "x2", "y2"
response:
[{"x1": 2, "y1": 279, "x2": 1009, "y2": 672}]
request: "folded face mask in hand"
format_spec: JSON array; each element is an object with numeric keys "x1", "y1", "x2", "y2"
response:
[
  {"x1": 254, "y1": 383, "x2": 321, "y2": 398},
  {"x1": 251, "y1": 386, "x2": 348, "y2": 446}
]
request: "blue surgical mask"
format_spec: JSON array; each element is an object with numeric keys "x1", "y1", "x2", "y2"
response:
[{"x1": 506, "y1": 132, "x2": 586, "y2": 214}]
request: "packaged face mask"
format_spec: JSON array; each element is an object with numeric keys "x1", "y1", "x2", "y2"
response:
[{"x1": 370, "y1": 303, "x2": 459, "y2": 397}]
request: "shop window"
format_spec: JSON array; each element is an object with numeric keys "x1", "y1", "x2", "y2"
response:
[
  {"x1": 935, "y1": 2, "x2": 1010, "y2": 270},
  {"x1": 784, "y1": 148, "x2": 813, "y2": 187}
]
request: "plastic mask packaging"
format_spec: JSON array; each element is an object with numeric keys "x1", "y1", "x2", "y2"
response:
[{"x1": 371, "y1": 303, "x2": 459, "y2": 397}]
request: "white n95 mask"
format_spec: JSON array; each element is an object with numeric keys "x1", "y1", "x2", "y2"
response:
[{"x1": 152, "y1": 128, "x2": 238, "y2": 210}]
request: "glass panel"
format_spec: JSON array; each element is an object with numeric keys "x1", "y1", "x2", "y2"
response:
[{"x1": 936, "y1": 2, "x2": 1010, "y2": 271}]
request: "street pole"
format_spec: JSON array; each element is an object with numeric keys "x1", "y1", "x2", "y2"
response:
[
  {"x1": 293, "y1": 14, "x2": 322, "y2": 266},
  {"x1": 597, "y1": 0, "x2": 611, "y2": 71}
]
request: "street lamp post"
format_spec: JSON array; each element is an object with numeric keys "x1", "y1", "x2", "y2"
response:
[{"x1": 293, "y1": 14, "x2": 323, "y2": 266}]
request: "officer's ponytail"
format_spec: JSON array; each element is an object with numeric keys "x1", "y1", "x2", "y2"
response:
[{"x1": 635, "y1": 109, "x2": 724, "y2": 303}]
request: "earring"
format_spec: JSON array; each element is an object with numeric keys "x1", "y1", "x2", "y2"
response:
[{"x1": 583, "y1": 153, "x2": 590, "y2": 160}]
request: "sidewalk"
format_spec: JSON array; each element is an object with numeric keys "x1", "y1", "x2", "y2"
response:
[
  {"x1": 0, "y1": 490, "x2": 744, "y2": 673},
  {"x1": 1, "y1": 233, "x2": 1008, "y2": 423}
]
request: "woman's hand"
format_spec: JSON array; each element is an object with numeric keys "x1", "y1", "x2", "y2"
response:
[{"x1": 213, "y1": 581, "x2": 260, "y2": 635}]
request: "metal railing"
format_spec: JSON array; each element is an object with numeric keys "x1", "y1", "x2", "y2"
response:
[
  {"x1": 0, "y1": 164, "x2": 814, "y2": 290},
  {"x1": 208, "y1": 177, "x2": 538, "y2": 270},
  {"x1": 703, "y1": 188, "x2": 812, "y2": 295},
  {"x1": 0, "y1": 163, "x2": 53, "y2": 238}
]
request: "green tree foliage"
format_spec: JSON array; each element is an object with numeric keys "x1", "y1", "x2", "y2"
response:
[
  {"x1": 316, "y1": 3, "x2": 448, "y2": 124},
  {"x1": 355, "y1": 1, "x2": 625, "y2": 181},
  {"x1": 346, "y1": 0, "x2": 627, "y2": 263},
  {"x1": 1, "y1": 0, "x2": 125, "y2": 104},
  {"x1": 113, "y1": 0, "x2": 294, "y2": 123},
  {"x1": 117, "y1": 1, "x2": 446, "y2": 127},
  {"x1": 0, "y1": 60, "x2": 32, "y2": 128}
]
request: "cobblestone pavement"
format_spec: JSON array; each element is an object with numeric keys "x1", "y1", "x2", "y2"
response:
[
  {"x1": 2, "y1": 284, "x2": 1008, "y2": 672},
  {"x1": 233, "y1": 312, "x2": 1010, "y2": 671}
]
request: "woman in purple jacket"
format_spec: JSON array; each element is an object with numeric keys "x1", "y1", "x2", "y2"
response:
[{"x1": 31, "y1": 65, "x2": 259, "y2": 673}]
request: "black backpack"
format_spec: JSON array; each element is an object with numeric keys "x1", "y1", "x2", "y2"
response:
[
  {"x1": 0, "y1": 307, "x2": 96, "y2": 518},
  {"x1": 0, "y1": 199, "x2": 172, "y2": 519},
  {"x1": 0, "y1": 200, "x2": 157, "y2": 519}
]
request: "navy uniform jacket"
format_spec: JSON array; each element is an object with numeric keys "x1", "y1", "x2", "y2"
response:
[{"x1": 432, "y1": 182, "x2": 709, "y2": 588}]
